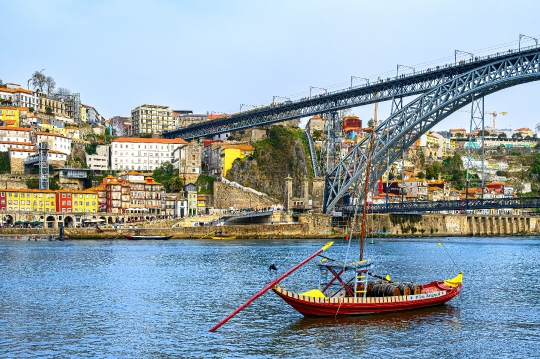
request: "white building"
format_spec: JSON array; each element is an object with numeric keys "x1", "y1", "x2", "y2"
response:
[
  {"x1": 0, "y1": 85, "x2": 39, "y2": 110},
  {"x1": 111, "y1": 137, "x2": 187, "y2": 172},
  {"x1": 86, "y1": 145, "x2": 110, "y2": 171},
  {"x1": 131, "y1": 104, "x2": 175, "y2": 136},
  {"x1": 0, "y1": 141, "x2": 33, "y2": 152},
  {"x1": 9, "y1": 148, "x2": 67, "y2": 162},
  {"x1": 36, "y1": 132, "x2": 72, "y2": 155},
  {"x1": 0, "y1": 126, "x2": 32, "y2": 144}
]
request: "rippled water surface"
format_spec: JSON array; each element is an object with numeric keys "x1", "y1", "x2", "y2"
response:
[{"x1": 1, "y1": 237, "x2": 540, "y2": 358}]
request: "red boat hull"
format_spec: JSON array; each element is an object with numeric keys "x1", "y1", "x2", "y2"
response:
[{"x1": 272, "y1": 281, "x2": 462, "y2": 317}]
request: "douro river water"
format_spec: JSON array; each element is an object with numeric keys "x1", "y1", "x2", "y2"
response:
[{"x1": 1, "y1": 237, "x2": 539, "y2": 358}]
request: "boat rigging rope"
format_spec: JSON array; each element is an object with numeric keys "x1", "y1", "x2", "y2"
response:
[{"x1": 438, "y1": 241, "x2": 461, "y2": 272}]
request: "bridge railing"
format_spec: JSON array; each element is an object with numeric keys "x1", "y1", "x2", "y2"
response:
[
  {"x1": 338, "y1": 197, "x2": 540, "y2": 214},
  {"x1": 170, "y1": 43, "x2": 540, "y2": 130}
]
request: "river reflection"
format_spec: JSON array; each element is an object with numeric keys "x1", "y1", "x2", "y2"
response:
[{"x1": 287, "y1": 305, "x2": 459, "y2": 331}]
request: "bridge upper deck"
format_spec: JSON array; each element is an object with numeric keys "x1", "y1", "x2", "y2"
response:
[{"x1": 163, "y1": 46, "x2": 540, "y2": 140}]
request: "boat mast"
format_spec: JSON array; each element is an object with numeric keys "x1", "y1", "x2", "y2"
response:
[{"x1": 360, "y1": 130, "x2": 375, "y2": 261}]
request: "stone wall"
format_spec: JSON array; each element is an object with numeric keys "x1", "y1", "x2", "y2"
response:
[
  {"x1": 1, "y1": 213, "x2": 537, "y2": 240},
  {"x1": 10, "y1": 158, "x2": 24, "y2": 175},
  {"x1": 213, "y1": 180, "x2": 278, "y2": 209},
  {"x1": 349, "y1": 213, "x2": 538, "y2": 237},
  {"x1": 63, "y1": 223, "x2": 309, "y2": 239},
  {"x1": 11, "y1": 157, "x2": 66, "y2": 175},
  {"x1": 298, "y1": 213, "x2": 332, "y2": 235},
  {"x1": 0, "y1": 174, "x2": 37, "y2": 189},
  {"x1": 59, "y1": 177, "x2": 85, "y2": 190}
]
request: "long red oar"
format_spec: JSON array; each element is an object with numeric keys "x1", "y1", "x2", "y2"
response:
[{"x1": 209, "y1": 241, "x2": 334, "y2": 332}]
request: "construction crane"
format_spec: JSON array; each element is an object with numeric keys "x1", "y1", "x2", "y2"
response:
[{"x1": 458, "y1": 110, "x2": 508, "y2": 128}]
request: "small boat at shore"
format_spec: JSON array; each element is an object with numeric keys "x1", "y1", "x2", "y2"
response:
[
  {"x1": 122, "y1": 234, "x2": 172, "y2": 240},
  {"x1": 210, "y1": 235, "x2": 236, "y2": 240}
]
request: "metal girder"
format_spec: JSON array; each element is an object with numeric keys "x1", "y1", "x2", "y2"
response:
[
  {"x1": 323, "y1": 51, "x2": 540, "y2": 213},
  {"x1": 320, "y1": 111, "x2": 341, "y2": 175},
  {"x1": 339, "y1": 197, "x2": 540, "y2": 214},
  {"x1": 304, "y1": 129, "x2": 321, "y2": 177},
  {"x1": 465, "y1": 96, "x2": 485, "y2": 199},
  {"x1": 163, "y1": 47, "x2": 540, "y2": 140}
]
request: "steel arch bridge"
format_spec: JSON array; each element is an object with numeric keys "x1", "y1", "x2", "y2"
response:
[
  {"x1": 163, "y1": 47, "x2": 540, "y2": 140},
  {"x1": 324, "y1": 50, "x2": 540, "y2": 213}
]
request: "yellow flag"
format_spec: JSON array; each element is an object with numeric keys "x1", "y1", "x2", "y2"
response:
[
  {"x1": 385, "y1": 274, "x2": 391, "y2": 281},
  {"x1": 438, "y1": 242, "x2": 442, "y2": 246}
]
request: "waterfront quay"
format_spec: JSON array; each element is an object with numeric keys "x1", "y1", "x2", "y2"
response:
[
  {"x1": 0, "y1": 210, "x2": 165, "y2": 229},
  {"x1": 1, "y1": 212, "x2": 538, "y2": 239}
]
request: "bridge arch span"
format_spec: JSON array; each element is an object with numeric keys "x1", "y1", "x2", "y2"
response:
[{"x1": 324, "y1": 52, "x2": 540, "y2": 212}]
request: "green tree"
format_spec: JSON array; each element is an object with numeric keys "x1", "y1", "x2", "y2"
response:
[
  {"x1": 167, "y1": 176, "x2": 184, "y2": 192},
  {"x1": 418, "y1": 151, "x2": 425, "y2": 167},
  {"x1": 85, "y1": 142, "x2": 98, "y2": 155},
  {"x1": 425, "y1": 161, "x2": 442, "y2": 180},
  {"x1": 367, "y1": 118, "x2": 374, "y2": 127},
  {"x1": 0, "y1": 152, "x2": 10, "y2": 174},
  {"x1": 153, "y1": 162, "x2": 178, "y2": 192},
  {"x1": 312, "y1": 129, "x2": 322, "y2": 140},
  {"x1": 417, "y1": 171, "x2": 425, "y2": 179},
  {"x1": 45, "y1": 107, "x2": 53, "y2": 115}
]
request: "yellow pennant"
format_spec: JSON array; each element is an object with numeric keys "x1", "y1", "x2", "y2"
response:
[
  {"x1": 385, "y1": 274, "x2": 391, "y2": 281},
  {"x1": 438, "y1": 242, "x2": 442, "y2": 246}
]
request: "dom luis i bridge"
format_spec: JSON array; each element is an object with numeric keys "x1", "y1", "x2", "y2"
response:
[{"x1": 163, "y1": 35, "x2": 540, "y2": 214}]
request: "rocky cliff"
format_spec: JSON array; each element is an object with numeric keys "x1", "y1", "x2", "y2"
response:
[{"x1": 226, "y1": 125, "x2": 313, "y2": 200}]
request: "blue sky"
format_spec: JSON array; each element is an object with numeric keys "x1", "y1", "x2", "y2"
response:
[{"x1": 2, "y1": 0, "x2": 540, "y2": 131}]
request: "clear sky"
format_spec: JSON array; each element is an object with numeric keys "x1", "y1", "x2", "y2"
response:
[{"x1": 2, "y1": 0, "x2": 540, "y2": 132}]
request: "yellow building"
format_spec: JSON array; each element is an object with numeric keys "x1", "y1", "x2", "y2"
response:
[
  {"x1": 71, "y1": 190, "x2": 98, "y2": 213},
  {"x1": 4, "y1": 189, "x2": 56, "y2": 212},
  {"x1": 80, "y1": 105, "x2": 87, "y2": 122},
  {"x1": 0, "y1": 106, "x2": 20, "y2": 127},
  {"x1": 40, "y1": 121, "x2": 67, "y2": 135},
  {"x1": 222, "y1": 144, "x2": 253, "y2": 176}
]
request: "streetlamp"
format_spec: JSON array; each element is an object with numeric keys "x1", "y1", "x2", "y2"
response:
[
  {"x1": 519, "y1": 34, "x2": 538, "y2": 51},
  {"x1": 454, "y1": 50, "x2": 474, "y2": 65},
  {"x1": 240, "y1": 104, "x2": 256, "y2": 112},
  {"x1": 310, "y1": 86, "x2": 327, "y2": 99},
  {"x1": 350, "y1": 76, "x2": 369, "y2": 89},
  {"x1": 28, "y1": 69, "x2": 45, "y2": 90},
  {"x1": 396, "y1": 64, "x2": 415, "y2": 79},
  {"x1": 272, "y1": 95, "x2": 290, "y2": 105}
]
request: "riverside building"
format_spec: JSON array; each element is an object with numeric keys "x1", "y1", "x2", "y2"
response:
[
  {"x1": 131, "y1": 104, "x2": 175, "y2": 136},
  {"x1": 110, "y1": 137, "x2": 187, "y2": 172}
]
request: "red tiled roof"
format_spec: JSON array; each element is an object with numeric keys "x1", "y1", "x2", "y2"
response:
[{"x1": 113, "y1": 137, "x2": 187, "y2": 144}]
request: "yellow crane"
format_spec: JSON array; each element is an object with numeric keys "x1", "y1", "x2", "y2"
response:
[{"x1": 458, "y1": 110, "x2": 508, "y2": 128}]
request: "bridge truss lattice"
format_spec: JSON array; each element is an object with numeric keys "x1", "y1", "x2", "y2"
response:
[{"x1": 324, "y1": 50, "x2": 540, "y2": 213}]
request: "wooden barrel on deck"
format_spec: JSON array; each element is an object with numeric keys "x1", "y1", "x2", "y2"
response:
[
  {"x1": 409, "y1": 284, "x2": 421, "y2": 295},
  {"x1": 372, "y1": 283, "x2": 401, "y2": 297},
  {"x1": 396, "y1": 283, "x2": 411, "y2": 296}
]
